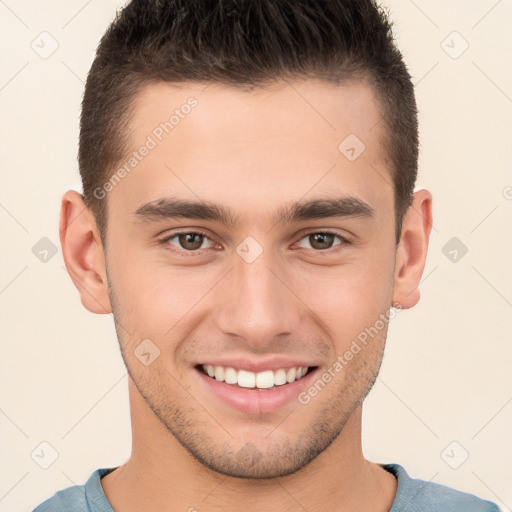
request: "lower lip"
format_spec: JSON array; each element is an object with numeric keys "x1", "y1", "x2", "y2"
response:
[{"x1": 195, "y1": 367, "x2": 318, "y2": 414}]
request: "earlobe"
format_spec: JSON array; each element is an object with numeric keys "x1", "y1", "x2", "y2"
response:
[
  {"x1": 392, "y1": 189, "x2": 433, "y2": 310},
  {"x1": 59, "y1": 190, "x2": 112, "y2": 314}
]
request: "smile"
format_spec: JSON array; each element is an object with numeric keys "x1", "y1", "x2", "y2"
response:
[{"x1": 199, "y1": 364, "x2": 313, "y2": 390}]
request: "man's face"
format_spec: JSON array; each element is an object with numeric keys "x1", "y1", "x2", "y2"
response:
[{"x1": 104, "y1": 79, "x2": 398, "y2": 478}]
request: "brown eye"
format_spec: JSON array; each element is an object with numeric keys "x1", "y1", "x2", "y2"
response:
[
  {"x1": 296, "y1": 232, "x2": 345, "y2": 251},
  {"x1": 309, "y1": 233, "x2": 335, "y2": 250},
  {"x1": 163, "y1": 231, "x2": 215, "y2": 253},
  {"x1": 177, "y1": 233, "x2": 206, "y2": 250}
]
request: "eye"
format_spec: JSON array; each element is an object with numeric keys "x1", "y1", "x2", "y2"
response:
[
  {"x1": 161, "y1": 231, "x2": 218, "y2": 253},
  {"x1": 295, "y1": 231, "x2": 347, "y2": 251}
]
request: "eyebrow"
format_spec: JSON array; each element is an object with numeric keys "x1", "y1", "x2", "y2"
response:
[{"x1": 132, "y1": 195, "x2": 375, "y2": 227}]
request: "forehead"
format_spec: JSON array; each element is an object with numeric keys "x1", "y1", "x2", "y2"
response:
[
  {"x1": 130, "y1": 78, "x2": 383, "y2": 145},
  {"x1": 108, "y1": 78, "x2": 391, "y2": 226}
]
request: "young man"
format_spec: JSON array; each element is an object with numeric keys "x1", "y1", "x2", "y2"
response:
[{"x1": 34, "y1": 0, "x2": 499, "y2": 510}]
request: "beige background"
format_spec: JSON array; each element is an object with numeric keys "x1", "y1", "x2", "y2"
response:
[{"x1": 0, "y1": 1, "x2": 511, "y2": 511}]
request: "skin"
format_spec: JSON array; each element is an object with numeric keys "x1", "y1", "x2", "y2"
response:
[{"x1": 60, "y1": 78, "x2": 432, "y2": 511}]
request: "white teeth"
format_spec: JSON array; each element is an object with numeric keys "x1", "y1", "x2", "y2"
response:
[
  {"x1": 256, "y1": 370, "x2": 274, "y2": 389},
  {"x1": 201, "y1": 364, "x2": 310, "y2": 389},
  {"x1": 274, "y1": 369, "x2": 287, "y2": 386},
  {"x1": 224, "y1": 367, "x2": 238, "y2": 384},
  {"x1": 237, "y1": 369, "x2": 256, "y2": 388},
  {"x1": 214, "y1": 366, "x2": 224, "y2": 381}
]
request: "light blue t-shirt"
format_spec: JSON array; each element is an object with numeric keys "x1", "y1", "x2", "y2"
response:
[{"x1": 33, "y1": 463, "x2": 500, "y2": 511}]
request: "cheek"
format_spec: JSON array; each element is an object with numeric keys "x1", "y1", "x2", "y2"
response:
[
  {"x1": 292, "y1": 255, "x2": 395, "y2": 345},
  {"x1": 107, "y1": 248, "x2": 219, "y2": 333}
]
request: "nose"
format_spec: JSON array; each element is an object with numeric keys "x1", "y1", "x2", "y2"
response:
[{"x1": 213, "y1": 247, "x2": 303, "y2": 349}]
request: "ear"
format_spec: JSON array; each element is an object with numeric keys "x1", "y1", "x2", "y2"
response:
[
  {"x1": 59, "y1": 190, "x2": 112, "y2": 314},
  {"x1": 392, "y1": 189, "x2": 433, "y2": 310}
]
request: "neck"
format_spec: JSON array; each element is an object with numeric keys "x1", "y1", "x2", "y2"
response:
[{"x1": 101, "y1": 379, "x2": 397, "y2": 512}]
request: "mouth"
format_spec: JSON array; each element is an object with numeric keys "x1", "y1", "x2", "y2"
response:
[
  {"x1": 196, "y1": 364, "x2": 317, "y2": 390},
  {"x1": 194, "y1": 363, "x2": 319, "y2": 414}
]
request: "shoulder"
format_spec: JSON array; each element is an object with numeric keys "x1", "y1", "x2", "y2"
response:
[
  {"x1": 32, "y1": 468, "x2": 116, "y2": 512},
  {"x1": 32, "y1": 485, "x2": 87, "y2": 512},
  {"x1": 383, "y1": 463, "x2": 501, "y2": 512}
]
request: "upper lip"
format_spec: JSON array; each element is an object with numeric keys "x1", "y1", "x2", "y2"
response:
[{"x1": 196, "y1": 356, "x2": 318, "y2": 373}]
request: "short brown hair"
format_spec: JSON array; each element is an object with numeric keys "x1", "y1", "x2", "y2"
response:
[{"x1": 79, "y1": 0, "x2": 418, "y2": 246}]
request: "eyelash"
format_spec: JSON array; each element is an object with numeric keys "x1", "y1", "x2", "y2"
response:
[{"x1": 157, "y1": 229, "x2": 350, "y2": 257}]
